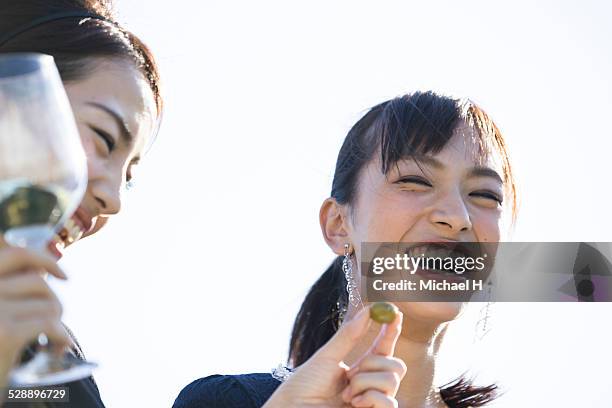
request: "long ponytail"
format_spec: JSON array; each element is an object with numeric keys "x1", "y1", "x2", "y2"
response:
[{"x1": 288, "y1": 256, "x2": 346, "y2": 367}]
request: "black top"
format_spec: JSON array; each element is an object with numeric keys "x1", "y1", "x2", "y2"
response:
[
  {"x1": 2, "y1": 326, "x2": 105, "y2": 408},
  {"x1": 172, "y1": 373, "x2": 281, "y2": 408},
  {"x1": 172, "y1": 374, "x2": 498, "y2": 408}
]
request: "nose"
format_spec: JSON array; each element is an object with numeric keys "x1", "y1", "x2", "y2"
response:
[
  {"x1": 429, "y1": 189, "x2": 472, "y2": 234},
  {"x1": 89, "y1": 173, "x2": 122, "y2": 216}
]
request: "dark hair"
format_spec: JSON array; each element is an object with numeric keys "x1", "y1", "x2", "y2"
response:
[
  {"x1": 289, "y1": 91, "x2": 515, "y2": 407},
  {"x1": 0, "y1": 0, "x2": 162, "y2": 114}
]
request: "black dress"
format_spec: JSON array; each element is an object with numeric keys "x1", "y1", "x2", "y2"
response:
[
  {"x1": 172, "y1": 373, "x2": 281, "y2": 408},
  {"x1": 2, "y1": 326, "x2": 105, "y2": 408}
]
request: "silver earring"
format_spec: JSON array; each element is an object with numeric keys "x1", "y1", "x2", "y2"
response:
[
  {"x1": 343, "y1": 243, "x2": 362, "y2": 307},
  {"x1": 475, "y1": 281, "x2": 493, "y2": 341},
  {"x1": 125, "y1": 179, "x2": 136, "y2": 191}
]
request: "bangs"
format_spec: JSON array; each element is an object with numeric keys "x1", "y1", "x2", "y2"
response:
[
  {"x1": 465, "y1": 101, "x2": 517, "y2": 218},
  {"x1": 367, "y1": 91, "x2": 516, "y2": 218},
  {"x1": 331, "y1": 90, "x2": 516, "y2": 221},
  {"x1": 377, "y1": 91, "x2": 461, "y2": 175}
]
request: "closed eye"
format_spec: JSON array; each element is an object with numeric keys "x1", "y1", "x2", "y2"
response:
[
  {"x1": 470, "y1": 191, "x2": 503, "y2": 204},
  {"x1": 396, "y1": 176, "x2": 432, "y2": 187},
  {"x1": 90, "y1": 125, "x2": 115, "y2": 152}
]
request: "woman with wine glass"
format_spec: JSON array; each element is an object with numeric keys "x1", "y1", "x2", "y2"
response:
[
  {"x1": 174, "y1": 91, "x2": 517, "y2": 407},
  {"x1": 0, "y1": 0, "x2": 161, "y2": 406}
]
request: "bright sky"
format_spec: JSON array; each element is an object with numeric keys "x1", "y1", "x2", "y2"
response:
[{"x1": 50, "y1": 1, "x2": 612, "y2": 406}]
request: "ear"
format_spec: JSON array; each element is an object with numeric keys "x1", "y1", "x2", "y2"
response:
[{"x1": 319, "y1": 197, "x2": 351, "y2": 256}]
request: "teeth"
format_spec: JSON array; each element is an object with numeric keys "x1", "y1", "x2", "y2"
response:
[
  {"x1": 52, "y1": 234, "x2": 66, "y2": 250},
  {"x1": 408, "y1": 245, "x2": 461, "y2": 259},
  {"x1": 408, "y1": 245, "x2": 428, "y2": 257},
  {"x1": 408, "y1": 246, "x2": 449, "y2": 258},
  {"x1": 429, "y1": 248, "x2": 455, "y2": 258},
  {"x1": 407, "y1": 245, "x2": 467, "y2": 275},
  {"x1": 61, "y1": 218, "x2": 84, "y2": 245}
]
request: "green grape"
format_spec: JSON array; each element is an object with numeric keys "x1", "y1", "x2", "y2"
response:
[{"x1": 369, "y1": 302, "x2": 398, "y2": 324}]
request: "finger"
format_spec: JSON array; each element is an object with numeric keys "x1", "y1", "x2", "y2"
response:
[
  {"x1": 347, "y1": 355, "x2": 406, "y2": 380},
  {"x1": 0, "y1": 298, "x2": 62, "y2": 320},
  {"x1": 348, "y1": 310, "x2": 403, "y2": 377},
  {"x1": 0, "y1": 272, "x2": 57, "y2": 299},
  {"x1": 372, "y1": 309, "x2": 403, "y2": 356},
  {"x1": 310, "y1": 306, "x2": 371, "y2": 364},
  {"x1": 346, "y1": 320, "x2": 387, "y2": 376},
  {"x1": 343, "y1": 372, "x2": 400, "y2": 401},
  {"x1": 0, "y1": 248, "x2": 66, "y2": 280},
  {"x1": 11, "y1": 318, "x2": 70, "y2": 351},
  {"x1": 352, "y1": 390, "x2": 398, "y2": 408}
]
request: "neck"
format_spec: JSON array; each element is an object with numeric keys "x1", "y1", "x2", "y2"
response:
[{"x1": 344, "y1": 310, "x2": 449, "y2": 408}]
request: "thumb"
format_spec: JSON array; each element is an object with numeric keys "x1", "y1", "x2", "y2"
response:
[{"x1": 310, "y1": 306, "x2": 371, "y2": 364}]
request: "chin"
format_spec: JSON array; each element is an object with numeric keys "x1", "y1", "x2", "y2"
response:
[{"x1": 397, "y1": 301, "x2": 464, "y2": 324}]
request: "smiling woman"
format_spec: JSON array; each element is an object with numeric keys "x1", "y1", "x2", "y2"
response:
[
  {"x1": 0, "y1": 1, "x2": 161, "y2": 258},
  {"x1": 173, "y1": 91, "x2": 517, "y2": 408},
  {"x1": 0, "y1": 1, "x2": 161, "y2": 406},
  {"x1": 287, "y1": 91, "x2": 517, "y2": 407}
]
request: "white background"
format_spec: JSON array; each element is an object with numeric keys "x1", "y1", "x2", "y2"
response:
[{"x1": 49, "y1": 1, "x2": 612, "y2": 406}]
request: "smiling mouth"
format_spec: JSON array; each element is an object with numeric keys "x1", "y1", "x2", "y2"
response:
[
  {"x1": 47, "y1": 209, "x2": 93, "y2": 259},
  {"x1": 405, "y1": 242, "x2": 482, "y2": 279}
]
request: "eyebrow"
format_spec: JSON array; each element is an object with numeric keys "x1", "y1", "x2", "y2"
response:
[
  {"x1": 406, "y1": 155, "x2": 504, "y2": 183},
  {"x1": 86, "y1": 102, "x2": 134, "y2": 144},
  {"x1": 468, "y1": 166, "x2": 503, "y2": 183}
]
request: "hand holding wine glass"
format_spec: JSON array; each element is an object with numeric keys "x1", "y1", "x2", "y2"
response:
[
  {"x1": 0, "y1": 53, "x2": 92, "y2": 387},
  {"x1": 0, "y1": 235, "x2": 71, "y2": 392}
]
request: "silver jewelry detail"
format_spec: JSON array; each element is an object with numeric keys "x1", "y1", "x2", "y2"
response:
[
  {"x1": 343, "y1": 243, "x2": 362, "y2": 307},
  {"x1": 271, "y1": 364, "x2": 294, "y2": 382},
  {"x1": 475, "y1": 281, "x2": 493, "y2": 341},
  {"x1": 425, "y1": 387, "x2": 446, "y2": 406},
  {"x1": 125, "y1": 179, "x2": 136, "y2": 191},
  {"x1": 336, "y1": 300, "x2": 347, "y2": 325}
]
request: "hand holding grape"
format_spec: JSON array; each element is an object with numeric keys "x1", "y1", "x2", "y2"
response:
[{"x1": 264, "y1": 302, "x2": 406, "y2": 407}]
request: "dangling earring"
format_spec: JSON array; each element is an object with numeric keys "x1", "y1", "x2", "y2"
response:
[
  {"x1": 475, "y1": 281, "x2": 493, "y2": 341},
  {"x1": 343, "y1": 243, "x2": 363, "y2": 307}
]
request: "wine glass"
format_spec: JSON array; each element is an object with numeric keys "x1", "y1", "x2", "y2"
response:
[{"x1": 0, "y1": 53, "x2": 96, "y2": 386}]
